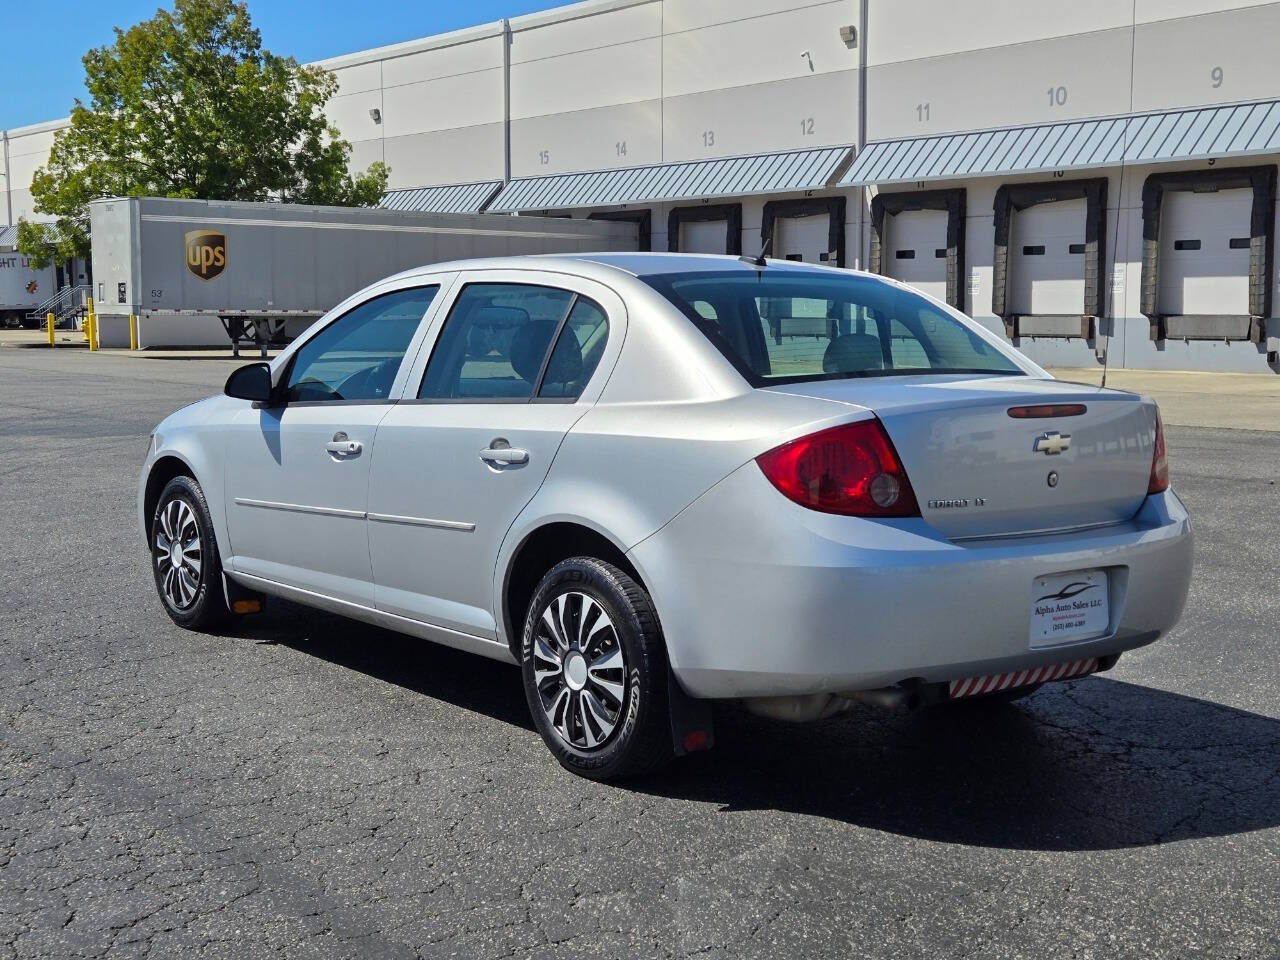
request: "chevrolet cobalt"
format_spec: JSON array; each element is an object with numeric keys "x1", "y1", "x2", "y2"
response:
[{"x1": 140, "y1": 254, "x2": 1192, "y2": 779}]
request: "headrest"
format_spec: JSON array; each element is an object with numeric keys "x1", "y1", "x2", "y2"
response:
[
  {"x1": 823, "y1": 333, "x2": 884, "y2": 373},
  {"x1": 510, "y1": 319, "x2": 582, "y2": 386},
  {"x1": 465, "y1": 306, "x2": 531, "y2": 359}
]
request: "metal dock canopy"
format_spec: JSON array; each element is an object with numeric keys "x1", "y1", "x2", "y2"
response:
[
  {"x1": 380, "y1": 181, "x2": 503, "y2": 214},
  {"x1": 842, "y1": 99, "x2": 1280, "y2": 186},
  {"x1": 488, "y1": 146, "x2": 854, "y2": 213}
]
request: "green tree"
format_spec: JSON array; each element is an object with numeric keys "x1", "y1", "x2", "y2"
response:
[{"x1": 19, "y1": 0, "x2": 388, "y2": 267}]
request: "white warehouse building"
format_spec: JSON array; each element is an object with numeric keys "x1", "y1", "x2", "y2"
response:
[{"x1": 5, "y1": 0, "x2": 1280, "y2": 373}]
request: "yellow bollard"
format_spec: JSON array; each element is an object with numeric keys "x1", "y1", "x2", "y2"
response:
[
  {"x1": 89, "y1": 313, "x2": 99, "y2": 351},
  {"x1": 129, "y1": 313, "x2": 138, "y2": 351},
  {"x1": 46, "y1": 312, "x2": 55, "y2": 347}
]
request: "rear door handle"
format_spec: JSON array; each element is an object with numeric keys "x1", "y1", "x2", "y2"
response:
[
  {"x1": 326, "y1": 432, "x2": 362, "y2": 457},
  {"x1": 480, "y1": 442, "x2": 529, "y2": 465}
]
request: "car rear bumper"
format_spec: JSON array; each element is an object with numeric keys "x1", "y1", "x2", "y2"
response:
[{"x1": 627, "y1": 463, "x2": 1193, "y2": 700}]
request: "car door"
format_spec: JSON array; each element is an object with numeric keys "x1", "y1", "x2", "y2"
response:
[
  {"x1": 222, "y1": 280, "x2": 447, "y2": 606},
  {"x1": 368, "y1": 272, "x2": 624, "y2": 638}
]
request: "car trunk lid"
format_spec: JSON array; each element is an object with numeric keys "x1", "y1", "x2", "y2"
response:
[{"x1": 763, "y1": 375, "x2": 1158, "y2": 539}]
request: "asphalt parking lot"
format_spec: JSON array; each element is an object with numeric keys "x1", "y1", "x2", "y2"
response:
[{"x1": 1, "y1": 340, "x2": 1277, "y2": 959}]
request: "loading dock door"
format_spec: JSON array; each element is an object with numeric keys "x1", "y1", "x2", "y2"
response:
[
  {"x1": 1009, "y1": 198, "x2": 1088, "y2": 316},
  {"x1": 681, "y1": 219, "x2": 730, "y2": 253},
  {"x1": 667, "y1": 204, "x2": 743, "y2": 256},
  {"x1": 883, "y1": 210, "x2": 949, "y2": 302},
  {"x1": 762, "y1": 197, "x2": 846, "y2": 268},
  {"x1": 776, "y1": 213, "x2": 834, "y2": 263},
  {"x1": 1158, "y1": 188, "x2": 1253, "y2": 317}
]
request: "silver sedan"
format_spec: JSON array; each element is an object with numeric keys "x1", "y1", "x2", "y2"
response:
[{"x1": 139, "y1": 254, "x2": 1193, "y2": 779}]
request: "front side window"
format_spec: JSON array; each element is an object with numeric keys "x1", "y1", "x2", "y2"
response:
[
  {"x1": 643, "y1": 271, "x2": 1021, "y2": 386},
  {"x1": 284, "y1": 286, "x2": 438, "y2": 402},
  {"x1": 418, "y1": 283, "x2": 609, "y2": 401}
]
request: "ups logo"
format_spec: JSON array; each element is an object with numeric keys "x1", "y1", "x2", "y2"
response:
[{"x1": 185, "y1": 230, "x2": 226, "y2": 281}]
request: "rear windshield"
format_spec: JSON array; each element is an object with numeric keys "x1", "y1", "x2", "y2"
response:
[{"x1": 643, "y1": 270, "x2": 1022, "y2": 386}]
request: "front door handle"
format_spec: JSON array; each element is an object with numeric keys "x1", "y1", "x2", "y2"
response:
[
  {"x1": 480, "y1": 439, "x2": 529, "y2": 466},
  {"x1": 326, "y1": 431, "x2": 362, "y2": 457}
]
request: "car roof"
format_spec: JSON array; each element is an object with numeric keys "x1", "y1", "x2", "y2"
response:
[
  {"x1": 384, "y1": 251, "x2": 857, "y2": 285},
  {"x1": 567, "y1": 252, "x2": 841, "y2": 277}
]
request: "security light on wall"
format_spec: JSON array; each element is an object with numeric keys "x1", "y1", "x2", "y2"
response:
[
  {"x1": 369, "y1": 108, "x2": 382, "y2": 124},
  {"x1": 839, "y1": 25, "x2": 857, "y2": 47}
]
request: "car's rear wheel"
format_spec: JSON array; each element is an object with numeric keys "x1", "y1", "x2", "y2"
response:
[
  {"x1": 520, "y1": 558, "x2": 673, "y2": 780},
  {"x1": 151, "y1": 475, "x2": 226, "y2": 630}
]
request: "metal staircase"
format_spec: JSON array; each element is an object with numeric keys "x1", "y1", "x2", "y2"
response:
[{"x1": 26, "y1": 284, "x2": 92, "y2": 329}]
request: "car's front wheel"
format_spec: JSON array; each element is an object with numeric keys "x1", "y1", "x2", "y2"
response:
[
  {"x1": 151, "y1": 475, "x2": 226, "y2": 630},
  {"x1": 520, "y1": 558, "x2": 674, "y2": 780}
]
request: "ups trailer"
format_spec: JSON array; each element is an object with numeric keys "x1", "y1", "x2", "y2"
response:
[
  {"x1": 0, "y1": 250, "x2": 57, "y2": 327},
  {"x1": 88, "y1": 197, "x2": 639, "y2": 350}
]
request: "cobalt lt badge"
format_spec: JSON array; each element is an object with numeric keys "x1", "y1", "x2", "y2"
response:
[{"x1": 185, "y1": 230, "x2": 226, "y2": 281}]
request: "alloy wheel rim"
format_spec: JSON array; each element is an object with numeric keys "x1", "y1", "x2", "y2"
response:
[
  {"x1": 532, "y1": 591, "x2": 628, "y2": 750},
  {"x1": 154, "y1": 499, "x2": 202, "y2": 609}
]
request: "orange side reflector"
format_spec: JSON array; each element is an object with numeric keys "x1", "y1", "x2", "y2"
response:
[{"x1": 231, "y1": 599, "x2": 262, "y2": 615}]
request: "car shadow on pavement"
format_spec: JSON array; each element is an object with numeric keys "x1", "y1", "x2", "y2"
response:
[
  {"x1": 226, "y1": 600, "x2": 536, "y2": 732},
  {"x1": 230, "y1": 602, "x2": 1279, "y2": 852},
  {"x1": 630, "y1": 677, "x2": 1280, "y2": 851}
]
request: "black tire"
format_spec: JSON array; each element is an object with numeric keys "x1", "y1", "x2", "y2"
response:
[
  {"x1": 150, "y1": 475, "x2": 227, "y2": 630},
  {"x1": 520, "y1": 558, "x2": 674, "y2": 781}
]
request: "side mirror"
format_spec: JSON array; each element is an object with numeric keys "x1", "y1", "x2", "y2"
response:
[{"x1": 224, "y1": 362, "x2": 274, "y2": 403}]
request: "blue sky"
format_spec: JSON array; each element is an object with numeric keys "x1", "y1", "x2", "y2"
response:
[{"x1": 0, "y1": 0, "x2": 565, "y2": 129}]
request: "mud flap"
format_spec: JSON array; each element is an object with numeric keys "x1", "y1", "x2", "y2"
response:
[
  {"x1": 668, "y1": 672, "x2": 714, "y2": 756},
  {"x1": 222, "y1": 574, "x2": 265, "y2": 615}
]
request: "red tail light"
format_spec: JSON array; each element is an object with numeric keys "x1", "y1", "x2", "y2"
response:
[
  {"x1": 1148, "y1": 408, "x2": 1169, "y2": 494},
  {"x1": 1007, "y1": 403, "x2": 1088, "y2": 419},
  {"x1": 756, "y1": 418, "x2": 919, "y2": 517}
]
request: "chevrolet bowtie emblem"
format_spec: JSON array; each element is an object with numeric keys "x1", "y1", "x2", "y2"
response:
[{"x1": 1033, "y1": 430, "x2": 1071, "y2": 455}]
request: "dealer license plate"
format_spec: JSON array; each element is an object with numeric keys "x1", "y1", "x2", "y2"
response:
[{"x1": 1030, "y1": 569, "x2": 1109, "y2": 647}]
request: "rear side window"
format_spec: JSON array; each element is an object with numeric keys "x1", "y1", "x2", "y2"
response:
[
  {"x1": 643, "y1": 270, "x2": 1021, "y2": 386},
  {"x1": 418, "y1": 283, "x2": 608, "y2": 401},
  {"x1": 283, "y1": 286, "x2": 438, "y2": 403},
  {"x1": 539, "y1": 298, "x2": 610, "y2": 398}
]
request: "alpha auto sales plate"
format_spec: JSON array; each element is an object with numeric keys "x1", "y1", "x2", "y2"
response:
[{"x1": 1030, "y1": 569, "x2": 1109, "y2": 647}]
